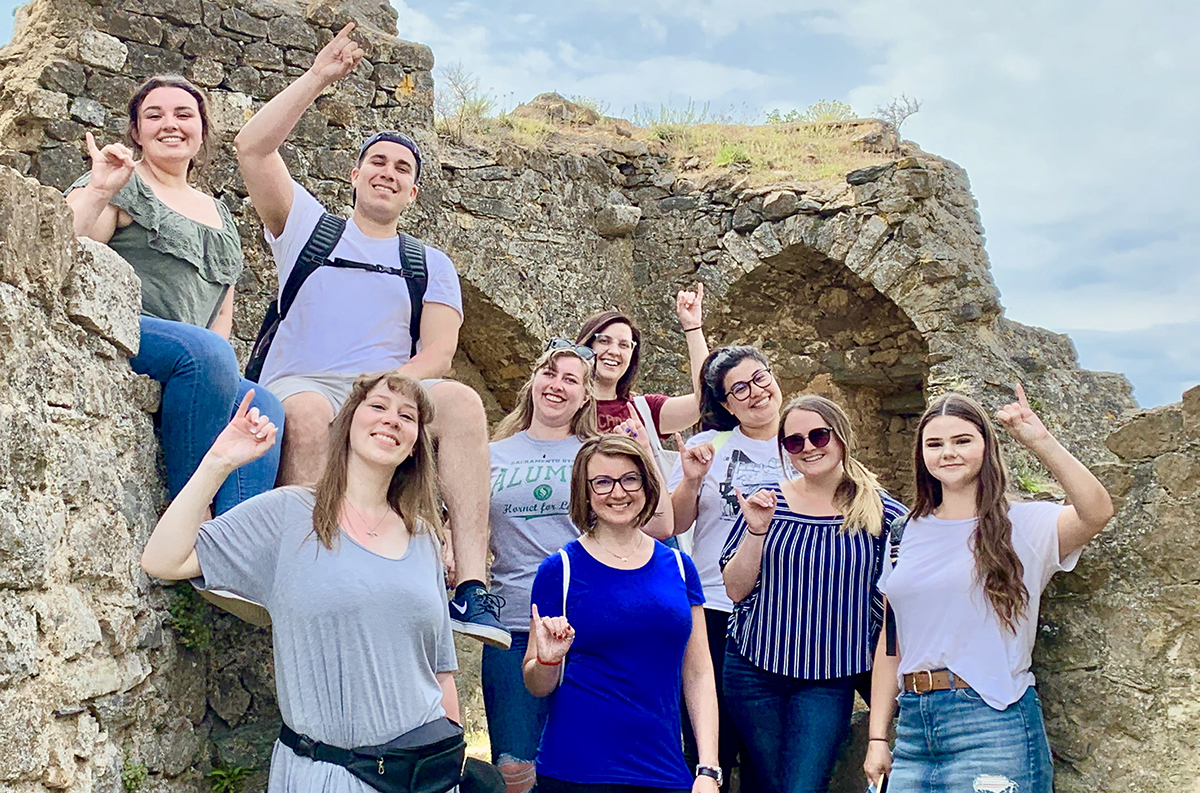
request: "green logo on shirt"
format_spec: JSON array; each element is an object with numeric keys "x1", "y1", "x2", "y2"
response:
[{"x1": 533, "y1": 484, "x2": 553, "y2": 501}]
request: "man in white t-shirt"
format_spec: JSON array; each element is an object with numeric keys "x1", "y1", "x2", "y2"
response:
[{"x1": 233, "y1": 23, "x2": 508, "y2": 648}]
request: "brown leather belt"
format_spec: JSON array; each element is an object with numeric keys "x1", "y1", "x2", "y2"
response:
[{"x1": 902, "y1": 669, "x2": 970, "y2": 694}]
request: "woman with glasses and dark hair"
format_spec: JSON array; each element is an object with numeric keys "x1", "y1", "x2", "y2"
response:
[
  {"x1": 573, "y1": 284, "x2": 709, "y2": 438},
  {"x1": 66, "y1": 75, "x2": 284, "y2": 520},
  {"x1": 720, "y1": 395, "x2": 906, "y2": 793},
  {"x1": 524, "y1": 435, "x2": 720, "y2": 793},
  {"x1": 665, "y1": 345, "x2": 786, "y2": 793},
  {"x1": 482, "y1": 342, "x2": 598, "y2": 793},
  {"x1": 863, "y1": 387, "x2": 1112, "y2": 793}
]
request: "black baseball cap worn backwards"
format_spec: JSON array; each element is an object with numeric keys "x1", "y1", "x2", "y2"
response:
[{"x1": 357, "y1": 131, "x2": 423, "y2": 179}]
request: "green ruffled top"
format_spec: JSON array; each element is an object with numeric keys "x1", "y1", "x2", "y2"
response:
[{"x1": 69, "y1": 171, "x2": 243, "y2": 329}]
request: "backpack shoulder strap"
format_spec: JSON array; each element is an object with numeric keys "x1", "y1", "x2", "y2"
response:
[
  {"x1": 399, "y1": 232, "x2": 428, "y2": 359},
  {"x1": 278, "y1": 213, "x2": 346, "y2": 323},
  {"x1": 888, "y1": 511, "x2": 910, "y2": 566},
  {"x1": 671, "y1": 548, "x2": 686, "y2": 581},
  {"x1": 557, "y1": 547, "x2": 571, "y2": 685}
]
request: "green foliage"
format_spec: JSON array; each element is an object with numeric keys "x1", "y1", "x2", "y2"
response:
[
  {"x1": 765, "y1": 99, "x2": 856, "y2": 125},
  {"x1": 169, "y1": 585, "x2": 212, "y2": 651},
  {"x1": 569, "y1": 95, "x2": 610, "y2": 117},
  {"x1": 207, "y1": 764, "x2": 255, "y2": 793},
  {"x1": 121, "y1": 758, "x2": 148, "y2": 793},
  {"x1": 1010, "y1": 457, "x2": 1050, "y2": 495},
  {"x1": 714, "y1": 142, "x2": 752, "y2": 166},
  {"x1": 434, "y1": 61, "x2": 496, "y2": 142}
]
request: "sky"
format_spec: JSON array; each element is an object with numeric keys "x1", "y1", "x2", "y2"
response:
[{"x1": 2, "y1": 1, "x2": 1196, "y2": 406}]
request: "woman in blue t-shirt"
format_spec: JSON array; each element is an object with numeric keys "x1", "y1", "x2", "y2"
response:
[
  {"x1": 524, "y1": 436, "x2": 721, "y2": 793},
  {"x1": 483, "y1": 342, "x2": 598, "y2": 793},
  {"x1": 721, "y1": 395, "x2": 906, "y2": 793}
]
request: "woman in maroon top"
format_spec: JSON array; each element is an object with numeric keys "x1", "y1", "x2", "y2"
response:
[{"x1": 574, "y1": 284, "x2": 710, "y2": 438}]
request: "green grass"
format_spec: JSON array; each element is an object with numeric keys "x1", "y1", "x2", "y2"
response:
[{"x1": 169, "y1": 586, "x2": 212, "y2": 652}]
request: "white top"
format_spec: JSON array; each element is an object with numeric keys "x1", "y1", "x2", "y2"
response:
[
  {"x1": 260, "y1": 182, "x2": 464, "y2": 385},
  {"x1": 877, "y1": 500, "x2": 1080, "y2": 710},
  {"x1": 667, "y1": 427, "x2": 792, "y2": 613}
]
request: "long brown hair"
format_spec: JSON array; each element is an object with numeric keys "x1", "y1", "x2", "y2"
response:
[
  {"x1": 128, "y1": 75, "x2": 212, "y2": 172},
  {"x1": 779, "y1": 395, "x2": 885, "y2": 536},
  {"x1": 493, "y1": 348, "x2": 598, "y2": 441},
  {"x1": 311, "y1": 372, "x2": 442, "y2": 549},
  {"x1": 574, "y1": 310, "x2": 642, "y2": 400},
  {"x1": 913, "y1": 393, "x2": 1027, "y2": 632},
  {"x1": 569, "y1": 436, "x2": 661, "y2": 533}
]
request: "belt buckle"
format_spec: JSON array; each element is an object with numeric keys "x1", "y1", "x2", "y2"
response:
[
  {"x1": 294, "y1": 735, "x2": 317, "y2": 759},
  {"x1": 914, "y1": 670, "x2": 935, "y2": 694}
]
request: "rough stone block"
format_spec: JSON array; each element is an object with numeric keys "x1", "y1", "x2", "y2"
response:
[
  {"x1": 97, "y1": 8, "x2": 164, "y2": 46},
  {"x1": 761, "y1": 190, "x2": 798, "y2": 220},
  {"x1": 27, "y1": 89, "x2": 68, "y2": 121},
  {"x1": 267, "y1": 15, "x2": 318, "y2": 50},
  {"x1": 1183, "y1": 384, "x2": 1200, "y2": 438},
  {"x1": 39, "y1": 61, "x2": 86, "y2": 95},
  {"x1": 69, "y1": 97, "x2": 106, "y2": 128},
  {"x1": 1153, "y1": 452, "x2": 1199, "y2": 497},
  {"x1": 0, "y1": 692, "x2": 48, "y2": 782},
  {"x1": 187, "y1": 58, "x2": 226, "y2": 88},
  {"x1": 125, "y1": 42, "x2": 187, "y2": 76},
  {"x1": 32, "y1": 145, "x2": 86, "y2": 192},
  {"x1": 65, "y1": 239, "x2": 141, "y2": 357},
  {"x1": 222, "y1": 65, "x2": 262, "y2": 95},
  {"x1": 207, "y1": 91, "x2": 252, "y2": 137},
  {"x1": 1105, "y1": 405, "x2": 1184, "y2": 460},
  {"x1": 75, "y1": 30, "x2": 127, "y2": 71},
  {"x1": 243, "y1": 41, "x2": 284, "y2": 71},
  {"x1": 0, "y1": 592, "x2": 38, "y2": 686},
  {"x1": 895, "y1": 169, "x2": 934, "y2": 199},
  {"x1": 33, "y1": 586, "x2": 103, "y2": 661},
  {"x1": 595, "y1": 204, "x2": 641, "y2": 238},
  {"x1": 85, "y1": 72, "x2": 137, "y2": 111},
  {"x1": 120, "y1": 0, "x2": 201, "y2": 24},
  {"x1": 222, "y1": 7, "x2": 269, "y2": 37}
]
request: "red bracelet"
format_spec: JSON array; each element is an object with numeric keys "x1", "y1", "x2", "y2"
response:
[{"x1": 536, "y1": 656, "x2": 562, "y2": 666}]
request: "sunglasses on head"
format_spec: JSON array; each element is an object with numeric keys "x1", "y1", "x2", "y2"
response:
[
  {"x1": 781, "y1": 427, "x2": 834, "y2": 454},
  {"x1": 546, "y1": 338, "x2": 597, "y2": 362}
]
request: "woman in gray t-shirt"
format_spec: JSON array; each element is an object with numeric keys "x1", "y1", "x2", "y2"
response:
[{"x1": 141, "y1": 372, "x2": 457, "y2": 793}]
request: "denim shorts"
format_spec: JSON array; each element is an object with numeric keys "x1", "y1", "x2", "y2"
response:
[{"x1": 890, "y1": 685, "x2": 1053, "y2": 793}]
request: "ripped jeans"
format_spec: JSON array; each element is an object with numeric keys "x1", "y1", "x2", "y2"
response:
[
  {"x1": 482, "y1": 632, "x2": 550, "y2": 791},
  {"x1": 889, "y1": 685, "x2": 1053, "y2": 793}
]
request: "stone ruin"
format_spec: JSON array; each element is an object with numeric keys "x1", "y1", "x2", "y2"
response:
[{"x1": 0, "y1": 0, "x2": 1195, "y2": 790}]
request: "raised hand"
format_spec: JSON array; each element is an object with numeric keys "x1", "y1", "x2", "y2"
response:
[
  {"x1": 677, "y1": 433, "x2": 715, "y2": 482},
  {"x1": 734, "y1": 486, "x2": 777, "y2": 535},
  {"x1": 206, "y1": 390, "x2": 278, "y2": 472},
  {"x1": 995, "y1": 383, "x2": 1051, "y2": 449},
  {"x1": 309, "y1": 22, "x2": 364, "y2": 86},
  {"x1": 531, "y1": 603, "x2": 574, "y2": 664},
  {"x1": 613, "y1": 414, "x2": 653, "y2": 453},
  {"x1": 676, "y1": 282, "x2": 704, "y2": 330},
  {"x1": 84, "y1": 131, "x2": 137, "y2": 199}
]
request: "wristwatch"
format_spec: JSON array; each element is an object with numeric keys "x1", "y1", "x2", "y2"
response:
[{"x1": 695, "y1": 765, "x2": 723, "y2": 786}]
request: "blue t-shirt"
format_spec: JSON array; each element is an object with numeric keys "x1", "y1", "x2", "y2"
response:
[{"x1": 530, "y1": 540, "x2": 704, "y2": 788}]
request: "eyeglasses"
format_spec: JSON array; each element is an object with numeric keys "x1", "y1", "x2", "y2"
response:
[
  {"x1": 727, "y1": 369, "x2": 774, "y2": 401},
  {"x1": 587, "y1": 472, "x2": 644, "y2": 495},
  {"x1": 592, "y1": 333, "x2": 637, "y2": 352},
  {"x1": 782, "y1": 428, "x2": 834, "y2": 454},
  {"x1": 546, "y1": 338, "x2": 596, "y2": 362}
]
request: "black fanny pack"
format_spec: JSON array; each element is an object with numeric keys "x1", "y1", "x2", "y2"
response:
[{"x1": 280, "y1": 717, "x2": 466, "y2": 793}]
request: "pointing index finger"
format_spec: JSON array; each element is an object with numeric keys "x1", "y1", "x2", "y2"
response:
[{"x1": 234, "y1": 389, "x2": 255, "y2": 420}]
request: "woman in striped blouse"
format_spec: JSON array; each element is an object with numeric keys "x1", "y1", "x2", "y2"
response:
[{"x1": 721, "y1": 395, "x2": 905, "y2": 793}]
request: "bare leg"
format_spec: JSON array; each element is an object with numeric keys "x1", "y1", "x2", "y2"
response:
[
  {"x1": 427, "y1": 380, "x2": 489, "y2": 583},
  {"x1": 277, "y1": 392, "x2": 335, "y2": 487}
]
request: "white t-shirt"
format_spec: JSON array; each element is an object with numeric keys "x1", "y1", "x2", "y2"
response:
[
  {"x1": 259, "y1": 182, "x2": 464, "y2": 386},
  {"x1": 667, "y1": 427, "x2": 792, "y2": 613},
  {"x1": 877, "y1": 500, "x2": 1080, "y2": 710}
]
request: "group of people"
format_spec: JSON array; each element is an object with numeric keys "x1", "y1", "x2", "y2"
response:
[{"x1": 69, "y1": 20, "x2": 1116, "y2": 793}]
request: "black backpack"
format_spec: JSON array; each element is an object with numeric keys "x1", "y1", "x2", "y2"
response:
[
  {"x1": 883, "y1": 511, "x2": 910, "y2": 657},
  {"x1": 244, "y1": 213, "x2": 428, "y2": 383}
]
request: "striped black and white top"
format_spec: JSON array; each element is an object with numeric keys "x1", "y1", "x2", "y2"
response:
[{"x1": 719, "y1": 483, "x2": 907, "y2": 680}]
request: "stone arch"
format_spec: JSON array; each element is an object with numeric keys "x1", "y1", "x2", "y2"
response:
[
  {"x1": 454, "y1": 278, "x2": 542, "y2": 422},
  {"x1": 713, "y1": 240, "x2": 929, "y2": 497}
]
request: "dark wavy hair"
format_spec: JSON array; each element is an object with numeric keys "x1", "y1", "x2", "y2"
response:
[
  {"x1": 912, "y1": 393, "x2": 1028, "y2": 632},
  {"x1": 574, "y1": 310, "x2": 642, "y2": 400},
  {"x1": 698, "y1": 346, "x2": 770, "y2": 431},
  {"x1": 127, "y1": 75, "x2": 211, "y2": 172}
]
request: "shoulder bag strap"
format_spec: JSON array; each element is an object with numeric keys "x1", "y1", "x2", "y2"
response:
[
  {"x1": 632, "y1": 395, "x2": 665, "y2": 453},
  {"x1": 710, "y1": 430, "x2": 733, "y2": 454},
  {"x1": 557, "y1": 547, "x2": 570, "y2": 685},
  {"x1": 671, "y1": 548, "x2": 686, "y2": 581}
]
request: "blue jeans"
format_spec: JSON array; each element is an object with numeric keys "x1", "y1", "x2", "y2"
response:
[
  {"x1": 482, "y1": 632, "x2": 551, "y2": 767},
  {"x1": 890, "y1": 685, "x2": 1052, "y2": 793},
  {"x1": 131, "y1": 316, "x2": 284, "y2": 515},
  {"x1": 723, "y1": 641, "x2": 855, "y2": 793}
]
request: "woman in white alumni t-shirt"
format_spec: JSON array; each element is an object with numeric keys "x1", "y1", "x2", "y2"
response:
[{"x1": 864, "y1": 387, "x2": 1113, "y2": 793}]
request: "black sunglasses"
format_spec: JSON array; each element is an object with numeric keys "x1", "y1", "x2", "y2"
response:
[
  {"x1": 546, "y1": 338, "x2": 597, "y2": 362},
  {"x1": 781, "y1": 427, "x2": 834, "y2": 454}
]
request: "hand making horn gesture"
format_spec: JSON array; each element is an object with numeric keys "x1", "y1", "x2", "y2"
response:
[
  {"x1": 530, "y1": 603, "x2": 575, "y2": 665},
  {"x1": 83, "y1": 131, "x2": 137, "y2": 199},
  {"x1": 676, "y1": 433, "x2": 715, "y2": 482},
  {"x1": 205, "y1": 390, "x2": 279, "y2": 473},
  {"x1": 676, "y1": 282, "x2": 705, "y2": 333},
  {"x1": 734, "y1": 486, "x2": 777, "y2": 536},
  {"x1": 994, "y1": 383, "x2": 1052, "y2": 449},
  {"x1": 310, "y1": 22, "x2": 365, "y2": 87},
  {"x1": 613, "y1": 413, "x2": 653, "y2": 453}
]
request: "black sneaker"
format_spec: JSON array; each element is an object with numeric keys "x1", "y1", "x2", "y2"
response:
[{"x1": 449, "y1": 585, "x2": 511, "y2": 649}]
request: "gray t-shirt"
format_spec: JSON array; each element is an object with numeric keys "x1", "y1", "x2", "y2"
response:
[
  {"x1": 488, "y1": 432, "x2": 583, "y2": 632},
  {"x1": 193, "y1": 487, "x2": 456, "y2": 793}
]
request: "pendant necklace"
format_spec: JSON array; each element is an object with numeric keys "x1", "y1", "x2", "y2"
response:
[
  {"x1": 345, "y1": 500, "x2": 389, "y2": 538},
  {"x1": 593, "y1": 532, "x2": 643, "y2": 563}
]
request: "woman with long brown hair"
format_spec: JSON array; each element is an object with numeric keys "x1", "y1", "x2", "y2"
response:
[
  {"x1": 140, "y1": 373, "x2": 463, "y2": 793},
  {"x1": 863, "y1": 386, "x2": 1113, "y2": 793},
  {"x1": 720, "y1": 395, "x2": 906, "y2": 793}
]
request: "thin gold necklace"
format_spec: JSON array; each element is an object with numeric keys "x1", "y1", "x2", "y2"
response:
[
  {"x1": 344, "y1": 499, "x2": 389, "y2": 538},
  {"x1": 592, "y1": 532, "x2": 644, "y2": 563}
]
